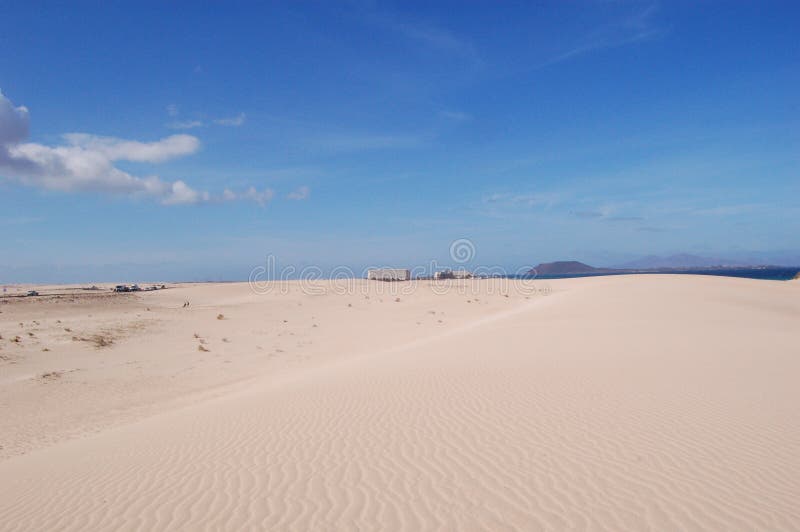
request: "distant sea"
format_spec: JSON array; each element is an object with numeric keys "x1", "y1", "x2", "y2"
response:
[{"x1": 512, "y1": 267, "x2": 800, "y2": 281}]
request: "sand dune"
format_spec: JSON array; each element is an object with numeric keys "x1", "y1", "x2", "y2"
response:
[{"x1": 1, "y1": 275, "x2": 799, "y2": 530}]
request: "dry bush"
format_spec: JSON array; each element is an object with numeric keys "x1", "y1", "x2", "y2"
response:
[
  {"x1": 198, "y1": 345, "x2": 210, "y2": 352},
  {"x1": 72, "y1": 334, "x2": 114, "y2": 348},
  {"x1": 93, "y1": 335, "x2": 113, "y2": 347},
  {"x1": 217, "y1": 314, "x2": 225, "y2": 320}
]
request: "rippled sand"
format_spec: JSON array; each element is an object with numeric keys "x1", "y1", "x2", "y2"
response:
[{"x1": 1, "y1": 275, "x2": 799, "y2": 530}]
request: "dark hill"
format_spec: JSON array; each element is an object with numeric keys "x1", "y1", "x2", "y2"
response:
[{"x1": 530, "y1": 261, "x2": 601, "y2": 275}]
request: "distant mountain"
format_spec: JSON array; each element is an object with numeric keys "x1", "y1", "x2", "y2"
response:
[
  {"x1": 614, "y1": 254, "x2": 746, "y2": 270},
  {"x1": 531, "y1": 261, "x2": 603, "y2": 275}
]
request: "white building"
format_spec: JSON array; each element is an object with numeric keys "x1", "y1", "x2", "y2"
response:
[
  {"x1": 367, "y1": 268, "x2": 411, "y2": 281},
  {"x1": 433, "y1": 269, "x2": 473, "y2": 280}
]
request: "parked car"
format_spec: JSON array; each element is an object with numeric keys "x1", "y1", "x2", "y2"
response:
[{"x1": 26, "y1": 290, "x2": 39, "y2": 296}]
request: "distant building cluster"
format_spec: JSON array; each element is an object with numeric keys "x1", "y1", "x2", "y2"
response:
[
  {"x1": 367, "y1": 269, "x2": 411, "y2": 282},
  {"x1": 366, "y1": 268, "x2": 475, "y2": 281},
  {"x1": 433, "y1": 269, "x2": 473, "y2": 280}
]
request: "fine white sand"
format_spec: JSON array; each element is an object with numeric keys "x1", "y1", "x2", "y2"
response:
[{"x1": 1, "y1": 275, "x2": 799, "y2": 530}]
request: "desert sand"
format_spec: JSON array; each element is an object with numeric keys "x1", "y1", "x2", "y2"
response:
[{"x1": 1, "y1": 275, "x2": 799, "y2": 530}]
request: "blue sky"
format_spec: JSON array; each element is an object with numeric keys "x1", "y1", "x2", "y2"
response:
[{"x1": 1, "y1": 1, "x2": 799, "y2": 282}]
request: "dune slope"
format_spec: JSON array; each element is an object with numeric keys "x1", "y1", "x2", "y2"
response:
[{"x1": 1, "y1": 275, "x2": 799, "y2": 530}]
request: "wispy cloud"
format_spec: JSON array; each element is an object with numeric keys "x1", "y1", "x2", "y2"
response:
[
  {"x1": 167, "y1": 120, "x2": 204, "y2": 130},
  {"x1": 439, "y1": 110, "x2": 472, "y2": 122},
  {"x1": 570, "y1": 207, "x2": 645, "y2": 223},
  {"x1": 214, "y1": 112, "x2": 246, "y2": 127},
  {"x1": 312, "y1": 132, "x2": 422, "y2": 152},
  {"x1": 223, "y1": 186, "x2": 275, "y2": 207},
  {"x1": 0, "y1": 216, "x2": 45, "y2": 226},
  {"x1": 545, "y1": 3, "x2": 662, "y2": 67},
  {"x1": 606, "y1": 216, "x2": 644, "y2": 222},
  {"x1": 693, "y1": 204, "x2": 763, "y2": 216},
  {"x1": 572, "y1": 209, "x2": 605, "y2": 219},
  {"x1": 637, "y1": 226, "x2": 668, "y2": 233},
  {"x1": 484, "y1": 192, "x2": 559, "y2": 208},
  {"x1": 165, "y1": 105, "x2": 245, "y2": 129},
  {"x1": 287, "y1": 185, "x2": 310, "y2": 200}
]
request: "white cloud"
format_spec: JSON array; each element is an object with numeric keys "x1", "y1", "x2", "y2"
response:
[
  {"x1": 161, "y1": 180, "x2": 210, "y2": 205},
  {"x1": 214, "y1": 112, "x2": 246, "y2": 127},
  {"x1": 242, "y1": 186, "x2": 274, "y2": 206},
  {"x1": 61, "y1": 133, "x2": 199, "y2": 163},
  {"x1": 0, "y1": 91, "x2": 207, "y2": 205},
  {"x1": 220, "y1": 186, "x2": 274, "y2": 206},
  {"x1": 287, "y1": 185, "x2": 310, "y2": 200},
  {"x1": 0, "y1": 89, "x2": 29, "y2": 145}
]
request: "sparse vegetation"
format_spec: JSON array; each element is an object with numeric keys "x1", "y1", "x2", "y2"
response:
[
  {"x1": 217, "y1": 314, "x2": 225, "y2": 320},
  {"x1": 72, "y1": 334, "x2": 114, "y2": 348},
  {"x1": 198, "y1": 345, "x2": 210, "y2": 352},
  {"x1": 40, "y1": 371, "x2": 62, "y2": 380}
]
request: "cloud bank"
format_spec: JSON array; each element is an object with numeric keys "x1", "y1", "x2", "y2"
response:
[{"x1": 0, "y1": 91, "x2": 268, "y2": 206}]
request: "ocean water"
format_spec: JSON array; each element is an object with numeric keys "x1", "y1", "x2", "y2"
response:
[{"x1": 512, "y1": 267, "x2": 800, "y2": 281}]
